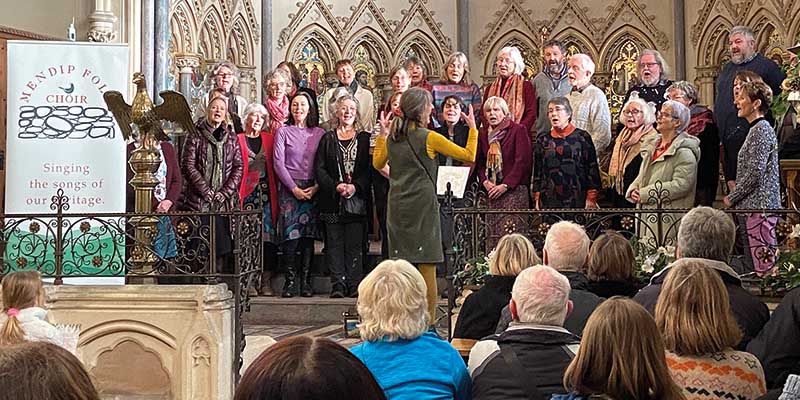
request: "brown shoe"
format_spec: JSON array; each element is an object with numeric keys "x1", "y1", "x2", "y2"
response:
[{"x1": 258, "y1": 271, "x2": 275, "y2": 297}]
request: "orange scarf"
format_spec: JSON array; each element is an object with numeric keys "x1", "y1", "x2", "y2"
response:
[{"x1": 486, "y1": 75, "x2": 525, "y2": 123}]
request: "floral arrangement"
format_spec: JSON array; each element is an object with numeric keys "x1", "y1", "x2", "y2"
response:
[
  {"x1": 771, "y1": 49, "x2": 800, "y2": 120},
  {"x1": 454, "y1": 251, "x2": 493, "y2": 293},
  {"x1": 630, "y1": 236, "x2": 675, "y2": 284},
  {"x1": 760, "y1": 223, "x2": 800, "y2": 294}
]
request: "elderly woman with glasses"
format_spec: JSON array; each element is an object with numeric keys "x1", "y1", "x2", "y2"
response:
[
  {"x1": 666, "y1": 81, "x2": 720, "y2": 206},
  {"x1": 263, "y1": 69, "x2": 292, "y2": 133},
  {"x1": 203, "y1": 61, "x2": 249, "y2": 132},
  {"x1": 431, "y1": 52, "x2": 482, "y2": 127},
  {"x1": 626, "y1": 100, "x2": 700, "y2": 247},
  {"x1": 482, "y1": 46, "x2": 537, "y2": 133},
  {"x1": 608, "y1": 95, "x2": 658, "y2": 208}
]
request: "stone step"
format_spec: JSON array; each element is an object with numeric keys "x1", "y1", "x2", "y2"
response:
[{"x1": 244, "y1": 295, "x2": 358, "y2": 325}]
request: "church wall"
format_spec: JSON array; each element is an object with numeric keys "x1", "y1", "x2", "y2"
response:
[{"x1": 0, "y1": 0, "x2": 93, "y2": 40}]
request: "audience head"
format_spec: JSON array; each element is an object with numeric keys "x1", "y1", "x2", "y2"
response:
[
  {"x1": 489, "y1": 234, "x2": 540, "y2": 277},
  {"x1": 287, "y1": 92, "x2": 319, "y2": 128},
  {"x1": 276, "y1": 61, "x2": 301, "y2": 89},
  {"x1": 483, "y1": 96, "x2": 511, "y2": 127},
  {"x1": 655, "y1": 259, "x2": 742, "y2": 356},
  {"x1": 588, "y1": 231, "x2": 635, "y2": 282},
  {"x1": 495, "y1": 46, "x2": 525, "y2": 78},
  {"x1": 543, "y1": 221, "x2": 590, "y2": 272},
  {"x1": 737, "y1": 80, "x2": 773, "y2": 118},
  {"x1": 657, "y1": 100, "x2": 690, "y2": 133},
  {"x1": 442, "y1": 52, "x2": 472, "y2": 85},
  {"x1": 510, "y1": 265, "x2": 572, "y2": 326},
  {"x1": 637, "y1": 49, "x2": 670, "y2": 86},
  {"x1": 619, "y1": 95, "x2": 657, "y2": 129},
  {"x1": 440, "y1": 95, "x2": 465, "y2": 125},
  {"x1": 729, "y1": 26, "x2": 757, "y2": 64},
  {"x1": 548, "y1": 97, "x2": 574, "y2": 130},
  {"x1": 234, "y1": 336, "x2": 386, "y2": 400},
  {"x1": 563, "y1": 297, "x2": 685, "y2": 400},
  {"x1": 1, "y1": 271, "x2": 44, "y2": 346},
  {"x1": 0, "y1": 341, "x2": 100, "y2": 400},
  {"x1": 242, "y1": 103, "x2": 268, "y2": 134},
  {"x1": 212, "y1": 60, "x2": 238, "y2": 93},
  {"x1": 389, "y1": 65, "x2": 411, "y2": 93},
  {"x1": 403, "y1": 56, "x2": 427, "y2": 85},
  {"x1": 357, "y1": 259, "x2": 428, "y2": 342},
  {"x1": 542, "y1": 40, "x2": 568, "y2": 74},
  {"x1": 334, "y1": 94, "x2": 360, "y2": 129},
  {"x1": 733, "y1": 69, "x2": 763, "y2": 98},
  {"x1": 206, "y1": 96, "x2": 230, "y2": 127},
  {"x1": 567, "y1": 54, "x2": 595, "y2": 87},
  {"x1": 666, "y1": 81, "x2": 700, "y2": 108},
  {"x1": 263, "y1": 69, "x2": 291, "y2": 100},
  {"x1": 335, "y1": 59, "x2": 356, "y2": 86},
  {"x1": 677, "y1": 206, "x2": 735, "y2": 262}
]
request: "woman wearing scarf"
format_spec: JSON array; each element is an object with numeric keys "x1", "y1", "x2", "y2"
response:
[
  {"x1": 431, "y1": 52, "x2": 482, "y2": 128},
  {"x1": 608, "y1": 96, "x2": 658, "y2": 208},
  {"x1": 276, "y1": 61, "x2": 320, "y2": 114},
  {"x1": 666, "y1": 81, "x2": 720, "y2": 206},
  {"x1": 181, "y1": 96, "x2": 244, "y2": 271},
  {"x1": 274, "y1": 92, "x2": 326, "y2": 297},
  {"x1": 200, "y1": 61, "x2": 249, "y2": 133},
  {"x1": 533, "y1": 97, "x2": 601, "y2": 211},
  {"x1": 263, "y1": 69, "x2": 291, "y2": 134},
  {"x1": 482, "y1": 46, "x2": 537, "y2": 133},
  {"x1": 476, "y1": 96, "x2": 532, "y2": 252},
  {"x1": 237, "y1": 104, "x2": 280, "y2": 296}
]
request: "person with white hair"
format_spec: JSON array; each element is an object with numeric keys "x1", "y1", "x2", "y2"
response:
[
  {"x1": 350, "y1": 259, "x2": 471, "y2": 400},
  {"x1": 607, "y1": 95, "x2": 658, "y2": 208},
  {"x1": 468, "y1": 265, "x2": 580, "y2": 400},
  {"x1": 201, "y1": 60, "x2": 249, "y2": 132},
  {"x1": 626, "y1": 100, "x2": 700, "y2": 247},
  {"x1": 715, "y1": 26, "x2": 785, "y2": 190},
  {"x1": 482, "y1": 46, "x2": 538, "y2": 133},
  {"x1": 622, "y1": 49, "x2": 673, "y2": 112},
  {"x1": 565, "y1": 53, "x2": 611, "y2": 152},
  {"x1": 494, "y1": 221, "x2": 604, "y2": 337}
]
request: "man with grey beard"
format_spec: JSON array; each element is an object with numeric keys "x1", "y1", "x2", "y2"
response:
[
  {"x1": 715, "y1": 26, "x2": 784, "y2": 189},
  {"x1": 615, "y1": 49, "x2": 673, "y2": 134},
  {"x1": 532, "y1": 40, "x2": 571, "y2": 136}
]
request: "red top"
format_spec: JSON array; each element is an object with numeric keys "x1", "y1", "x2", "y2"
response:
[{"x1": 237, "y1": 132, "x2": 279, "y2": 227}]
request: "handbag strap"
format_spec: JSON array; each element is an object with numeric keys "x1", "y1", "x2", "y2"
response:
[
  {"x1": 499, "y1": 344, "x2": 545, "y2": 400},
  {"x1": 405, "y1": 131, "x2": 436, "y2": 190}
]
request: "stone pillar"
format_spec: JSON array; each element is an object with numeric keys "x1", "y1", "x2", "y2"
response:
[
  {"x1": 174, "y1": 53, "x2": 201, "y2": 99},
  {"x1": 239, "y1": 66, "x2": 257, "y2": 105},
  {"x1": 673, "y1": 0, "x2": 686, "y2": 80},
  {"x1": 695, "y1": 65, "x2": 719, "y2": 107},
  {"x1": 261, "y1": 0, "x2": 272, "y2": 103},
  {"x1": 456, "y1": 0, "x2": 469, "y2": 55},
  {"x1": 141, "y1": 0, "x2": 155, "y2": 99},
  {"x1": 154, "y1": 0, "x2": 171, "y2": 97},
  {"x1": 88, "y1": 0, "x2": 118, "y2": 42}
]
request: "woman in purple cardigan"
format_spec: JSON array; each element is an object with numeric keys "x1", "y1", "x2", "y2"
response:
[{"x1": 475, "y1": 96, "x2": 532, "y2": 252}]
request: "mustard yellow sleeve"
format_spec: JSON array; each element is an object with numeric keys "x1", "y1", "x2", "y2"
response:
[
  {"x1": 373, "y1": 135, "x2": 388, "y2": 170},
  {"x1": 425, "y1": 128, "x2": 478, "y2": 162}
]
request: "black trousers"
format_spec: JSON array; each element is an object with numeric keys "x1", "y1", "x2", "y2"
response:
[
  {"x1": 325, "y1": 219, "x2": 364, "y2": 292},
  {"x1": 372, "y1": 169, "x2": 390, "y2": 260}
]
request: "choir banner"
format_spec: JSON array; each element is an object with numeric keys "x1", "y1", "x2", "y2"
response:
[{"x1": 5, "y1": 41, "x2": 129, "y2": 284}]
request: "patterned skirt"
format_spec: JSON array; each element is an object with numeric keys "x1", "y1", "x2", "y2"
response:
[
  {"x1": 486, "y1": 185, "x2": 530, "y2": 252},
  {"x1": 277, "y1": 178, "x2": 321, "y2": 242},
  {"x1": 242, "y1": 177, "x2": 276, "y2": 243}
]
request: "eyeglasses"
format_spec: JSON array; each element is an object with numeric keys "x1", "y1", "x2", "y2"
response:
[
  {"x1": 268, "y1": 82, "x2": 287, "y2": 88},
  {"x1": 547, "y1": 106, "x2": 568, "y2": 114},
  {"x1": 623, "y1": 109, "x2": 642, "y2": 116},
  {"x1": 216, "y1": 73, "x2": 233, "y2": 78},
  {"x1": 656, "y1": 111, "x2": 678, "y2": 120},
  {"x1": 638, "y1": 62, "x2": 659, "y2": 68}
]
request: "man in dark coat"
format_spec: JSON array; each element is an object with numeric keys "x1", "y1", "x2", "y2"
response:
[
  {"x1": 748, "y1": 288, "x2": 800, "y2": 389},
  {"x1": 714, "y1": 26, "x2": 785, "y2": 192},
  {"x1": 469, "y1": 265, "x2": 580, "y2": 400},
  {"x1": 633, "y1": 206, "x2": 769, "y2": 349}
]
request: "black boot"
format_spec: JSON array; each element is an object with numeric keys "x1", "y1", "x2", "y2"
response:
[
  {"x1": 300, "y1": 241, "x2": 314, "y2": 297},
  {"x1": 281, "y1": 267, "x2": 296, "y2": 298}
]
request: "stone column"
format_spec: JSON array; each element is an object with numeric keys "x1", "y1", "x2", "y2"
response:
[
  {"x1": 673, "y1": 0, "x2": 686, "y2": 80},
  {"x1": 456, "y1": 0, "x2": 469, "y2": 55},
  {"x1": 153, "y1": 0, "x2": 171, "y2": 96},
  {"x1": 88, "y1": 0, "x2": 118, "y2": 42},
  {"x1": 174, "y1": 53, "x2": 201, "y2": 99},
  {"x1": 239, "y1": 66, "x2": 257, "y2": 104},
  {"x1": 261, "y1": 0, "x2": 272, "y2": 103},
  {"x1": 141, "y1": 0, "x2": 155, "y2": 99},
  {"x1": 695, "y1": 65, "x2": 719, "y2": 107}
]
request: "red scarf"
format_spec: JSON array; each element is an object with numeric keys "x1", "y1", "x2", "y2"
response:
[
  {"x1": 265, "y1": 96, "x2": 288, "y2": 133},
  {"x1": 486, "y1": 75, "x2": 525, "y2": 123},
  {"x1": 686, "y1": 107, "x2": 714, "y2": 137}
]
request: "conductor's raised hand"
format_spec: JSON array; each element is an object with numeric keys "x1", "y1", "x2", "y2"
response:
[
  {"x1": 378, "y1": 111, "x2": 392, "y2": 137},
  {"x1": 461, "y1": 105, "x2": 477, "y2": 130}
]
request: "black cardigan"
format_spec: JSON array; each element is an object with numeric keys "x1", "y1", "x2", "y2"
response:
[
  {"x1": 314, "y1": 130, "x2": 372, "y2": 215},
  {"x1": 453, "y1": 275, "x2": 516, "y2": 340}
]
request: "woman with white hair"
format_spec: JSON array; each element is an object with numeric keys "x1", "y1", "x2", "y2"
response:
[
  {"x1": 608, "y1": 95, "x2": 658, "y2": 208},
  {"x1": 203, "y1": 60, "x2": 249, "y2": 132},
  {"x1": 431, "y1": 52, "x2": 483, "y2": 126},
  {"x1": 350, "y1": 259, "x2": 471, "y2": 399},
  {"x1": 626, "y1": 100, "x2": 700, "y2": 248},
  {"x1": 482, "y1": 46, "x2": 537, "y2": 132},
  {"x1": 263, "y1": 69, "x2": 292, "y2": 133},
  {"x1": 237, "y1": 103, "x2": 280, "y2": 296},
  {"x1": 476, "y1": 96, "x2": 532, "y2": 251}
]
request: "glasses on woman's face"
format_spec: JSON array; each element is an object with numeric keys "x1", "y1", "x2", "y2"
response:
[
  {"x1": 623, "y1": 109, "x2": 642, "y2": 116},
  {"x1": 216, "y1": 73, "x2": 233, "y2": 78},
  {"x1": 656, "y1": 111, "x2": 678, "y2": 120},
  {"x1": 547, "y1": 106, "x2": 567, "y2": 115}
]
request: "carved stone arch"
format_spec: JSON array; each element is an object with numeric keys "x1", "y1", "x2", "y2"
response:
[
  {"x1": 790, "y1": 12, "x2": 800, "y2": 47},
  {"x1": 344, "y1": 28, "x2": 392, "y2": 73},
  {"x1": 697, "y1": 15, "x2": 734, "y2": 66},
  {"x1": 394, "y1": 31, "x2": 445, "y2": 79},
  {"x1": 286, "y1": 24, "x2": 341, "y2": 68},
  {"x1": 598, "y1": 28, "x2": 655, "y2": 116},
  {"x1": 170, "y1": 0, "x2": 197, "y2": 54},
  {"x1": 482, "y1": 30, "x2": 540, "y2": 79},
  {"x1": 746, "y1": 9, "x2": 784, "y2": 61},
  {"x1": 552, "y1": 28, "x2": 599, "y2": 62},
  {"x1": 228, "y1": 14, "x2": 255, "y2": 66},
  {"x1": 199, "y1": 6, "x2": 225, "y2": 61},
  {"x1": 599, "y1": 26, "x2": 655, "y2": 73}
]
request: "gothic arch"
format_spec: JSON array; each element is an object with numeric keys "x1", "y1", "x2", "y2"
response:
[
  {"x1": 599, "y1": 26, "x2": 655, "y2": 72},
  {"x1": 552, "y1": 28, "x2": 599, "y2": 62},
  {"x1": 228, "y1": 14, "x2": 254, "y2": 65},
  {"x1": 199, "y1": 6, "x2": 225, "y2": 60},
  {"x1": 344, "y1": 28, "x2": 392, "y2": 72},
  {"x1": 394, "y1": 31, "x2": 445, "y2": 78},
  {"x1": 170, "y1": 0, "x2": 197, "y2": 54},
  {"x1": 482, "y1": 30, "x2": 540, "y2": 78},
  {"x1": 285, "y1": 24, "x2": 341, "y2": 68},
  {"x1": 697, "y1": 15, "x2": 733, "y2": 66}
]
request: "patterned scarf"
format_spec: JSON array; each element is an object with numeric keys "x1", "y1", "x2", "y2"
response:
[
  {"x1": 341, "y1": 80, "x2": 359, "y2": 95},
  {"x1": 198, "y1": 120, "x2": 229, "y2": 210},
  {"x1": 486, "y1": 74, "x2": 525, "y2": 123},
  {"x1": 608, "y1": 124, "x2": 656, "y2": 194},
  {"x1": 486, "y1": 117, "x2": 511, "y2": 184},
  {"x1": 686, "y1": 106, "x2": 714, "y2": 137},
  {"x1": 265, "y1": 95, "x2": 288, "y2": 133}
]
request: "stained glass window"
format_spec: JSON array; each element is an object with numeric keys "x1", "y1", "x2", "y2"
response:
[{"x1": 294, "y1": 42, "x2": 327, "y2": 95}]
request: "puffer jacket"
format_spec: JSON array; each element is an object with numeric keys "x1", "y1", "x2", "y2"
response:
[{"x1": 180, "y1": 120, "x2": 243, "y2": 212}]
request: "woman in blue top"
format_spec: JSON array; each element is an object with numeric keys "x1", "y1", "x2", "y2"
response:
[{"x1": 351, "y1": 259, "x2": 471, "y2": 400}]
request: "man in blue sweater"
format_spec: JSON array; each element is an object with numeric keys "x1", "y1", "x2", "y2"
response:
[{"x1": 715, "y1": 25, "x2": 785, "y2": 192}]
